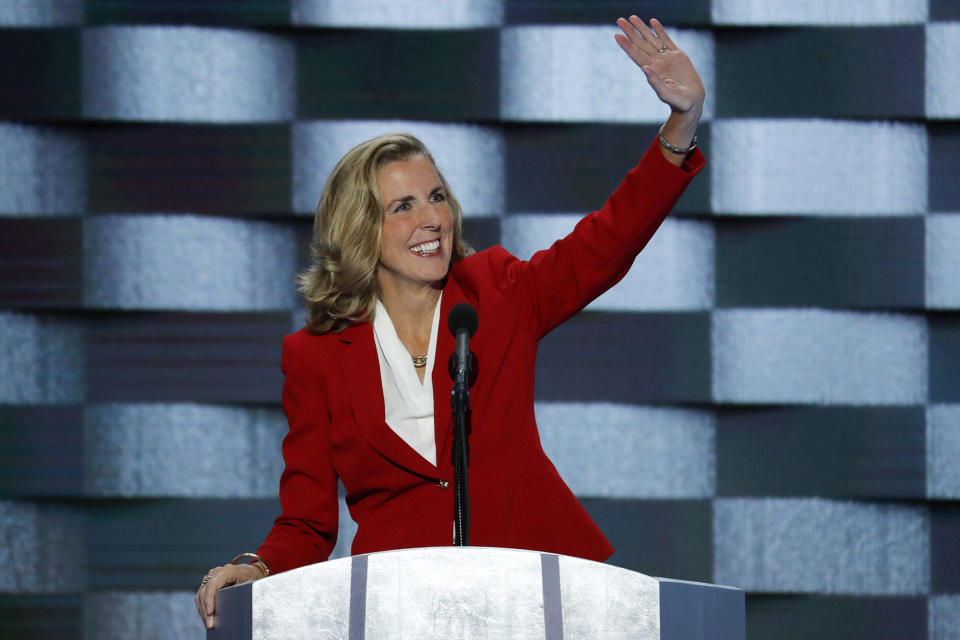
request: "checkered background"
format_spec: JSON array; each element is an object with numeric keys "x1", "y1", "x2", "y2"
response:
[{"x1": 1, "y1": 1, "x2": 958, "y2": 638}]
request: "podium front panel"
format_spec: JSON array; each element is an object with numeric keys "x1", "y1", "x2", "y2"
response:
[{"x1": 210, "y1": 547, "x2": 743, "y2": 639}]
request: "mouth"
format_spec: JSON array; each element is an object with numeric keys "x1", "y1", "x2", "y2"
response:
[{"x1": 409, "y1": 240, "x2": 441, "y2": 256}]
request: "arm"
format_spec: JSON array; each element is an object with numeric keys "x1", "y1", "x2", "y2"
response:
[
  {"x1": 491, "y1": 18, "x2": 705, "y2": 339},
  {"x1": 195, "y1": 334, "x2": 339, "y2": 629},
  {"x1": 494, "y1": 139, "x2": 703, "y2": 339},
  {"x1": 256, "y1": 334, "x2": 340, "y2": 570}
]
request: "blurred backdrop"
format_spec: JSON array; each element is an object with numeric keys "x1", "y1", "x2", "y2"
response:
[{"x1": 1, "y1": 1, "x2": 958, "y2": 638}]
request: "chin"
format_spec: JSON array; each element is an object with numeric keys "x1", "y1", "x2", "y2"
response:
[{"x1": 421, "y1": 266, "x2": 450, "y2": 285}]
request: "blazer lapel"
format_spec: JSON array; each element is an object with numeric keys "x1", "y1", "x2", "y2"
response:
[{"x1": 338, "y1": 323, "x2": 441, "y2": 480}]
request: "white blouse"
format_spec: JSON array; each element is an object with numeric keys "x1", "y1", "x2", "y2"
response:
[{"x1": 372, "y1": 295, "x2": 441, "y2": 467}]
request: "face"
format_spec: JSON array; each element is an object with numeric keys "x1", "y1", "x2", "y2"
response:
[{"x1": 376, "y1": 154, "x2": 454, "y2": 295}]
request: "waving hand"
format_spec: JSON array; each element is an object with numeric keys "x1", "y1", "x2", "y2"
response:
[
  {"x1": 615, "y1": 17, "x2": 705, "y2": 116},
  {"x1": 615, "y1": 16, "x2": 703, "y2": 164}
]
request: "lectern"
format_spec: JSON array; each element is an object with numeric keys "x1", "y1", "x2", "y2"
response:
[{"x1": 209, "y1": 547, "x2": 744, "y2": 639}]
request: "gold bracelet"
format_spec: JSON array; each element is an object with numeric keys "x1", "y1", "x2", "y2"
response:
[
  {"x1": 658, "y1": 123, "x2": 698, "y2": 155},
  {"x1": 231, "y1": 552, "x2": 270, "y2": 577}
]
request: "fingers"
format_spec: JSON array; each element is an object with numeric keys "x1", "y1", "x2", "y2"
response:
[
  {"x1": 195, "y1": 564, "x2": 264, "y2": 629},
  {"x1": 615, "y1": 17, "x2": 642, "y2": 50},
  {"x1": 616, "y1": 16, "x2": 660, "y2": 58},
  {"x1": 649, "y1": 18, "x2": 678, "y2": 50},
  {"x1": 615, "y1": 19, "x2": 648, "y2": 65},
  {"x1": 614, "y1": 16, "x2": 704, "y2": 116},
  {"x1": 628, "y1": 15, "x2": 664, "y2": 51},
  {"x1": 201, "y1": 577, "x2": 219, "y2": 628},
  {"x1": 195, "y1": 565, "x2": 226, "y2": 629},
  {"x1": 614, "y1": 33, "x2": 647, "y2": 69},
  {"x1": 615, "y1": 15, "x2": 676, "y2": 73}
]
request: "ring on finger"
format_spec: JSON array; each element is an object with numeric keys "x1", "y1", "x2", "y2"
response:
[
  {"x1": 201, "y1": 575, "x2": 213, "y2": 584},
  {"x1": 658, "y1": 45, "x2": 668, "y2": 54}
]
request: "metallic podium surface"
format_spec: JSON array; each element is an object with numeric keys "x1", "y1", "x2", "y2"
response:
[{"x1": 209, "y1": 547, "x2": 744, "y2": 640}]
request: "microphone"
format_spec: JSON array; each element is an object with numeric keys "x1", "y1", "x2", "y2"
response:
[
  {"x1": 448, "y1": 303, "x2": 478, "y2": 387},
  {"x1": 448, "y1": 302, "x2": 478, "y2": 337}
]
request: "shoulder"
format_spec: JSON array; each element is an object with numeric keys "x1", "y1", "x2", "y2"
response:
[
  {"x1": 448, "y1": 246, "x2": 524, "y2": 301},
  {"x1": 450, "y1": 246, "x2": 519, "y2": 283},
  {"x1": 282, "y1": 324, "x2": 363, "y2": 371},
  {"x1": 286, "y1": 323, "x2": 367, "y2": 346},
  {"x1": 284, "y1": 325, "x2": 333, "y2": 352}
]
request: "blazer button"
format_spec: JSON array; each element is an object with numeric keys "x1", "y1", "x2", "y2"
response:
[{"x1": 437, "y1": 481, "x2": 449, "y2": 490}]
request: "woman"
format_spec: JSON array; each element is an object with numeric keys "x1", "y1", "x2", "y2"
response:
[{"x1": 197, "y1": 15, "x2": 704, "y2": 629}]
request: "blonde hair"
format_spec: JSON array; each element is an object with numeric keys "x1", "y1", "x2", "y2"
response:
[{"x1": 299, "y1": 133, "x2": 474, "y2": 334}]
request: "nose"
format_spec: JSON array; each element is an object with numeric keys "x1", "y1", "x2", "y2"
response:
[{"x1": 418, "y1": 200, "x2": 443, "y2": 229}]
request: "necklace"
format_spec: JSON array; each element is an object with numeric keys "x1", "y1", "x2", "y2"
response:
[{"x1": 411, "y1": 354, "x2": 428, "y2": 368}]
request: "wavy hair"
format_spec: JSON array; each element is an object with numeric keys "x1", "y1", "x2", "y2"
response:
[{"x1": 298, "y1": 133, "x2": 474, "y2": 334}]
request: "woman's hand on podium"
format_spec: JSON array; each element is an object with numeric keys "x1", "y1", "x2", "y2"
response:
[{"x1": 194, "y1": 563, "x2": 266, "y2": 629}]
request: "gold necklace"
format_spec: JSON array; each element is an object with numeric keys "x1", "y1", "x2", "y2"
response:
[{"x1": 411, "y1": 354, "x2": 428, "y2": 368}]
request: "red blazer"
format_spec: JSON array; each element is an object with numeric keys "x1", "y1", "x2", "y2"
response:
[{"x1": 257, "y1": 140, "x2": 705, "y2": 574}]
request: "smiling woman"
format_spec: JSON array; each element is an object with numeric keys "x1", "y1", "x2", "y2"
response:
[
  {"x1": 196, "y1": 15, "x2": 705, "y2": 631},
  {"x1": 376, "y1": 154, "x2": 457, "y2": 382},
  {"x1": 376, "y1": 156, "x2": 453, "y2": 304},
  {"x1": 297, "y1": 133, "x2": 473, "y2": 336}
]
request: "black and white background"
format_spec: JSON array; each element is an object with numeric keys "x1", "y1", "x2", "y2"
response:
[{"x1": 1, "y1": 1, "x2": 958, "y2": 638}]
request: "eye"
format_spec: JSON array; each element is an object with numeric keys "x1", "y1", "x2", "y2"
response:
[
  {"x1": 430, "y1": 191, "x2": 447, "y2": 203},
  {"x1": 391, "y1": 201, "x2": 411, "y2": 214}
]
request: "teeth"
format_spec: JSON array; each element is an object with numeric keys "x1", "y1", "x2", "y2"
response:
[{"x1": 411, "y1": 240, "x2": 440, "y2": 254}]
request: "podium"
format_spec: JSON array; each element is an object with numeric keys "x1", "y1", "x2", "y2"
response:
[{"x1": 209, "y1": 547, "x2": 744, "y2": 639}]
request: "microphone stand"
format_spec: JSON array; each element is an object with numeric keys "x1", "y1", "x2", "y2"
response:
[
  {"x1": 451, "y1": 331, "x2": 471, "y2": 546},
  {"x1": 448, "y1": 303, "x2": 477, "y2": 547}
]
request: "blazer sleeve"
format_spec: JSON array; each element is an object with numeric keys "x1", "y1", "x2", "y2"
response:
[
  {"x1": 256, "y1": 333, "x2": 340, "y2": 574},
  {"x1": 492, "y1": 138, "x2": 704, "y2": 340}
]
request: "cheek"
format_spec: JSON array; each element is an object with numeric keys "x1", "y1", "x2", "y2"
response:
[{"x1": 380, "y1": 219, "x2": 404, "y2": 250}]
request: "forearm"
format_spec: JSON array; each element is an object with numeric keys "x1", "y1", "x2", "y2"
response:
[{"x1": 511, "y1": 137, "x2": 703, "y2": 337}]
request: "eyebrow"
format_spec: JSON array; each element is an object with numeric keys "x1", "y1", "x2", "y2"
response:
[
  {"x1": 385, "y1": 186, "x2": 445, "y2": 209},
  {"x1": 386, "y1": 195, "x2": 415, "y2": 209}
]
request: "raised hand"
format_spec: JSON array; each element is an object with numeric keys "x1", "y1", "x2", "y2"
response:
[{"x1": 615, "y1": 17, "x2": 705, "y2": 117}]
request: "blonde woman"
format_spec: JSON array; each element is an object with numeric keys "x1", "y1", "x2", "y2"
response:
[{"x1": 197, "y1": 16, "x2": 704, "y2": 629}]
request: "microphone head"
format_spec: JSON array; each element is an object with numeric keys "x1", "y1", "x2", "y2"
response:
[{"x1": 448, "y1": 302, "x2": 478, "y2": 338}]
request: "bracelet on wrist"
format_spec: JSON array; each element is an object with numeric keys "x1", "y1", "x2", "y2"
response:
[
  {"x1": 658, "y1": 123, "x2": 698, "y2": 155},
  {"x1": 231, "y1": 552, "x2": 270, "y2": 577}
]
